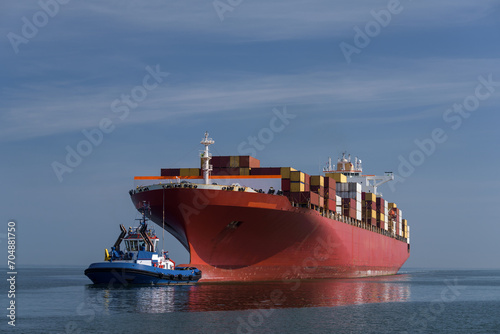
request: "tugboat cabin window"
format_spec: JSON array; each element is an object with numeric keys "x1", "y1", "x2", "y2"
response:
[{"x1": 124, "y1": 240, "x2": 139, "y2": 251}]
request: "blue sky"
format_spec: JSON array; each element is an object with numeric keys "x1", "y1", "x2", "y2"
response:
[{"x1": 1, "y1": 0, "x2": 499, "y2": 269}]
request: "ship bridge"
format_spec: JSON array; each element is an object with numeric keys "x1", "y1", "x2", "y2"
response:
[{"x1": 323, "y1": 152, "x2": 393, "y2": 196}]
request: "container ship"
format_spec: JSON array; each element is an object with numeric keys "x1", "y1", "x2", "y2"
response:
[{"x1": 130, "y1": 132, "x2": 410, "y2": 282}]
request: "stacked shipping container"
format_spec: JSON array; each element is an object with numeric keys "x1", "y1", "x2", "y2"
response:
[
  {"x1": 376, "y1": 197, "x2": 386, "y2": 229},
  {"x1": 281, "y1": 170, "x2": 326, "y2": 207},
  {"x1": 362, "y1": 192, "x2": 377, "y2": 226},
  {"x1": 337, "y1": 182, "x2": 362, "y2": 220},
  {"x1": 211, "y1": 156, "x2": 260, "y2": 168},
  {"x1": 323, "y1": 176, "x2": 337, "y2": 212},
  {"x1": 161, "y1": 155, "x2": 409, "y2": 241},
  {"x1": 290, "y1": 171, "x2": 310, "y2": 192},
  {"x1": 211, "y1": 155, "x2": 260, "y2": 175}
]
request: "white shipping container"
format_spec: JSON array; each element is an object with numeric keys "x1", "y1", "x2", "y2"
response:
[
  {"x1": 336, "y1": 195, "x2": 341, "y2": 205},
  {"x1": 356, "y1": 211, "x2": 362, "y2": 220},
  {"x1": 356, "y1": 201, "x2": 362, "y2": 211},
  {"x1": 399, "y1": 209, "x2": 403, "y2": 223},
  {"x1": 384, "y1": 222, "x2": 389, "y2": 230}
]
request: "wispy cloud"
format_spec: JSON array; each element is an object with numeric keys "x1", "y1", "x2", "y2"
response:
[
  {"x1": 2, "y1": 0, "x2": 496, "y2": 43},
  {"x1": 2, "y1": 1, "x2": 498, "y2": 142},
  {"x1": 2, "y1": 57, "x2": 499, "y2": 142}
]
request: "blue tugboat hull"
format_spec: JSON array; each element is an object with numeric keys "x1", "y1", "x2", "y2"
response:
[{"x1": 85, "y1": 262, "x2": 201, "y2": 285}]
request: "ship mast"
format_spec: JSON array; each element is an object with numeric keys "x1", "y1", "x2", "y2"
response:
[{"x1": 200, "y1": 132, "x2": 214, "y2": 185}]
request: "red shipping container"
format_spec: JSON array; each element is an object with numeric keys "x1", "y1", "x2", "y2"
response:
[
  {"x1": 281, "y1": 179, "x2": 290, "y2": 191},
  {"x1": 324, "y1": 177, "x2": 336, "y2": 191},
  {"x1": 211, "y1": 167, "x2": 240, "y2": 175},
  {"x1": 324, "y1": 189, "x2": 336, "y2": 199},
  {"x1": 289, "y1": 192, "x2": 303, "y2": 204},
  {"x1": 376, "y1": 197, "x2": 385, "y2": 208},
  {"x1": 310, "y1": 185, "x2": 325, "y2": 197},
  {"x1": 239, "y1": 156, "x2": 260, "y2": 168},
  {"x1": 211, "y1": 156, "x2": 231, "y2": 168},
  {"x1": 290, "y1": 191, "x2": 320, "y2": 206},
  {"x1": 342, "y1": 198, "x2": 356, "y2": 208},
  {"x1": 310, "y1": 192, "x2": 320, "y2": 206},
  {"x1": 161, "y1": 168, "x2": 180, "y2": 176},
  {"x1": 325, "y1": 198, "x2": 335, "y2": 211},
  {"x1": 251, "y1": 167, "x2": 281, "y2": 175},
  {"x1": 343, "y1": 207, "x2": 357, "y2": 219}
]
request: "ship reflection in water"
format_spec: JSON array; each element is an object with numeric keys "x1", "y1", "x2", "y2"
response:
[{"x1": 85, "y1": 275, "x2": 411, "y2": 313}]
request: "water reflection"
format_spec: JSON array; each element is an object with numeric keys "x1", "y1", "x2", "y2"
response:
[{"x1": 85, "y1": 275, "x2": 411, "y2": 314}]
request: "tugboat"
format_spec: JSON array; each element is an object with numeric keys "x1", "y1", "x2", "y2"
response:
[{"x1": 84, "y1": 202, "x2": 202, "y2": 285}]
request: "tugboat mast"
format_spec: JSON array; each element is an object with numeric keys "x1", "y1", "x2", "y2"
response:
[{"x1": 200, "y1": 132, "x2": 215, "y2": 185}]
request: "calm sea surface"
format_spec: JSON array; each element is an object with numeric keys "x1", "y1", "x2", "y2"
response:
[{"x1": 2, "y1": 267, "x2": 499, "y2": 333}]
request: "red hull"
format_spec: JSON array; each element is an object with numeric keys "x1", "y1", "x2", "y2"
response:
[{"x1": 131, "y1": 188, "x2": 410, "y2": 282}]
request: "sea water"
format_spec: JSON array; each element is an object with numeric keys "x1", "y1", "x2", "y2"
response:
[{"x1": 1, "y1": 267, "x2": 499, "y2": 333}]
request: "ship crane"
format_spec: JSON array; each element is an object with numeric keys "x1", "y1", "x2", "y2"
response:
[{"x1": 361, "y1": 173, "x2": 394, "y2": 197}]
